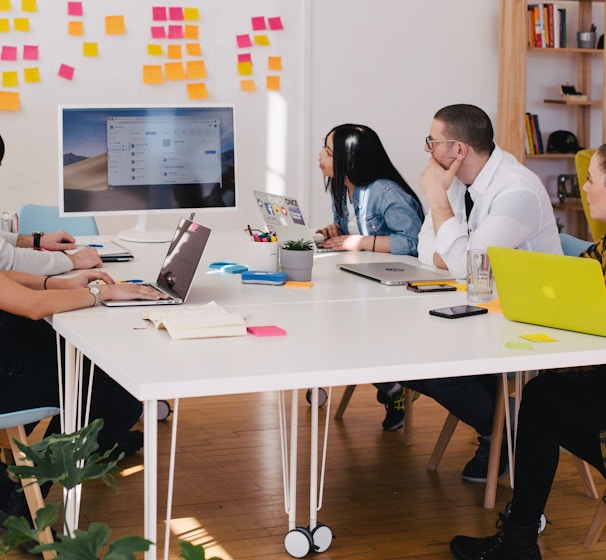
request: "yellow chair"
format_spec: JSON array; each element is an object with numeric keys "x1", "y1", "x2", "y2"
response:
[{"x1": 575, "y1": 149, "x2": 606, "y2": 242}]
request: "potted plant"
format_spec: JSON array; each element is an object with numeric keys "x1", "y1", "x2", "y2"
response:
[
  {"x1": 280, "y1": 239, "x2": 314, "y2": 281},
  {"x1": 0, "y1": 419, "x2": 222, "y2": 560},
  {"x1": 578, "y1": 23, "x2": 597, "y2": 49}
]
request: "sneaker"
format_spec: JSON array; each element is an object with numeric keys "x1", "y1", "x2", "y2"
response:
[
  {"x1": 376, "y1": 389, "x2": 406, "y2": 431},
  {"x1": 461, "y1": 435, "x2": 509, "y2": 483}
]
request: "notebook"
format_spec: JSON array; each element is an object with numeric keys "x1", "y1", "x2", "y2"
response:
[
  {"x1": 253, "y1": 190, "x2": 333, "y2": 252},
  {"x1": 103, "y1": 218, "x2": 211, "y2": 307},
  {"x1": 338, "y1": 261, "x2": 454, "y2": 286},
  {"x1": 488, "y1": 246, "x2": 606, "y2": 337},
  {"x1": 68, "y1": 240, "x2": 134, "y2": 262}
]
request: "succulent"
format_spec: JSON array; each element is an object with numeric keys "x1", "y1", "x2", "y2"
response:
[{"x1": 281, "y1": 238, "x2": 314, "y2": 251}]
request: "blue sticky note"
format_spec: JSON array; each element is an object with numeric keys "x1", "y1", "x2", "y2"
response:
[{"x1": 223, "y1": 264, "x2": 248, "y2": 274}]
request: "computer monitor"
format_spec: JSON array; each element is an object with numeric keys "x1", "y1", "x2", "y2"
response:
[{"x1": 58, "y1": 103, "x2": 236, "y2": 242}]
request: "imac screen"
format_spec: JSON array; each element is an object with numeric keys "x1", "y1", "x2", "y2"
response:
[{"x1": 59, "y1": 104, "x2": 236, "y2": 216}]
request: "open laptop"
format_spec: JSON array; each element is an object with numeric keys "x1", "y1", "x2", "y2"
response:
[
  {"x1": 103, "y1": 218, "x2": 211, "y2": 307},
  {"x1": 488, "y1": 246, "x2": 606, "y2": 337},
  {"x1": 253, "y1": 190, "x2": 333, "y2": 252},
  {"x1": 338, "y1": 261, "x2": 454, "y2": 286}
]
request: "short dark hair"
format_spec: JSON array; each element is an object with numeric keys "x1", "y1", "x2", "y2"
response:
[
  {"x1": 433, "y1": 104, "x2": 495, "y2": 155},
  {"x1": 0, "y1": 134, "x2": 4, "y2": 164},
  {"x1": 596, "y1": 144, "x2": 606, "y2": 174}
]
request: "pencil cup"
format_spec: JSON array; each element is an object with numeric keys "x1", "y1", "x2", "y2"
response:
[
  {"x1": 466, "y1": 250, "x2": 493, "y2": 303},
  {"x1": 249, "y1": 241, "x2": 279, "y2": 272}
]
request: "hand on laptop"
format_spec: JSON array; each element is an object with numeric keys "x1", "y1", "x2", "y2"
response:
[
  {"x1": 319, "y1": 234, "x2": 366, "y2": 251},
  {"x1": 316, "y1": 224, "x2": 342, "y2": 242},
  {"x1": 67, "y1": 247, "x2": 103, "y2": 270}
]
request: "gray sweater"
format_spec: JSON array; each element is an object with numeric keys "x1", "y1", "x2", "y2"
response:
[{"x1": 0, "y1": 232, "x2": 73, "y2": 275}]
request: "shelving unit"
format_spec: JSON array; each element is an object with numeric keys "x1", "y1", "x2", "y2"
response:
[{"x1": 497, "y1": 0, "x2": 606, "y2": 239}]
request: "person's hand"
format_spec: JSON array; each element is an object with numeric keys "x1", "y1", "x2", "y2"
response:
[
  {"x1": 319, "y1": 234, "x2": 362, "y2": 251},
  {"x1": 315, "y1": 224, "x2": 342, "y2": 241},
  {"x1": 418, "y1": 156, "x2": 462, "y2": 200},
  {"x1": 41, "y1": 230, "x2": 76, "y2": 251},
  {"x1": 59, "y1": 270, "x2": 117, "y2": 289},
  {"x1": 99, "y1": 283, "x2": 170, "y2": 303},
  {"x1": 67, "y1": 247, "x2": 103, "y2": 270}
]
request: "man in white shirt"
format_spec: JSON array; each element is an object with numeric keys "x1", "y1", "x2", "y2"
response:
[{"x1": 380, "y1": 104, "x2": 561, "y2": 483}]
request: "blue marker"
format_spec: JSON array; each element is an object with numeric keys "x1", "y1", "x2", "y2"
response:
[
  {"x1": 87, "y1": 244, "x2": 104, "y2": 248},
  {"x1": 124, "y1": 279, "x2": 144, "y2": 283}
]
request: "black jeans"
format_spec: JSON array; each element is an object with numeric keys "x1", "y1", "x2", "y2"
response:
[
  {"x1": 509, "y1": 367, "x2": 606, "y2": 526},
  {"x1": 0, "y1": 312, "x2": 142, "y2": 453}
]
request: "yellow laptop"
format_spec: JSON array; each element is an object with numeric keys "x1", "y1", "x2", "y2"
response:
[{"x1": 488, "y1": 246, "x2": 606, "y2": 337}]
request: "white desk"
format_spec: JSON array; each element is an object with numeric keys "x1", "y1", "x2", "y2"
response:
[{"x1": 51, "y1": 232, "x2": 606, "y2": 558}]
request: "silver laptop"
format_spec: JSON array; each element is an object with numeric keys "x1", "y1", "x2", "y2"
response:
[
  {"x1": 103, "y1": 218, "x2": 211, "y2": 307},
  {"x1": 338, "y1": 261, "x2": 454, "y2": 286},
  {"x1": 253, "y1": 190, "x2": 334, "y2": 252}
]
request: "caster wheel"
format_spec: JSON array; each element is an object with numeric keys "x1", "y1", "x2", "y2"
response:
[
  {"x1": 158, "y1": 400, "x2": 171, "y2": 421},
  {"x1": 538, "y1": 513, "x2": 547, "y2": 535},
  {"x1": 305, "y1": 388, "x2": 328, "y2": 408},
  {"x1": 311, "y1": 522, "x2": 333, "y2": 553},
  {"x1": 284, "y1": 527, "x2": 313, "y2": 558}
]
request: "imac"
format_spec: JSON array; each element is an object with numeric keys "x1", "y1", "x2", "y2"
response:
[{"x1": 58, "y1": 104, "x2": 236, "y2": 242}]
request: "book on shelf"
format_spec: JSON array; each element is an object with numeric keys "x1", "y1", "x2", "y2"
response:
[
  {"x1": 528, "y1": 4, "x2": 566, "y2": 48},
  {"x1": 525, "y1": 112, "x2": 544, "y2": 155},
  {"x1": 143, "y1": 302, "x2": 247, "y2": 340}
]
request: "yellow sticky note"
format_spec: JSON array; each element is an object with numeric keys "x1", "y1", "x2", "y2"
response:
[
  {"x1": 183, "y1": 7, "x2": 199, "y2": 21},
  {"x1": 0, "y1": 91, "x2": 19, "y2": 111},
  {"x1": 68, "y1": 20, "x2": 84, "y2": 36},
  {"x1": 83, "y1": 42, "x2": 99, "y2": 57},
  {"x1": 0, "y1": 19, "x2": 9, "y2": 32},
  {"x1": 266, "y1": 75, "x2": 280, "y2": 91},
  {"x1": 253, "y1": 34, "x2": 270, "y2": 46},
  {"x1": 184, "y1": 24, "x2": 198, "y2": 40},
  {"x1": 0, "y1": 0, "x2": 11, "y2": 11},
  {"x1": 105, "y1": 15, "x2": 125, "y2": 35},
  {"x1": 237, "y1": 61, "x2": 253, "y2": 76},
  {"x1": 142, "y1": 64, "x2": 163, "y2": 84},
  {"x1": 13, "y1": 17, "x2": 29, "y2": 31},
  {"x1": 21, "y1": 0, "x2": 36, "y2": 11},
  {"x1": 520, "y1": 333, "x2": 559, "y2": 343},
  {"x1": 185, "y1": 60, "x2": 206, "y2": 79},
  {"x1": 268, "y1": 56, "x2": 282, "y2": 71},
  {"x1": 240, "y1": 79, "x2": 256, "y2": 92},
  {"x1": 147, "y1": 43, "x2": 162, "y2": 56},
  {"x1": 167, "y1": 44, "x2": 182, "y2": 59},
  {"x1": 2, "y1": 70, "x2": 18, "y2": 87},
  {"x1": 186, "y1": 43, "x2": 201, "y2": 56},
  {"x1": 504, "y1": 341, "x2": 533, "y2": 351},
  {"x1": 186, "y1": 82, "x2": 208, "y2": 100},
  {"x1": 164, "y1": 61, "x2": 185, "y2": 80},
  {"x1": 23, "y1": 66, "x2": 40, "y2": 82}
]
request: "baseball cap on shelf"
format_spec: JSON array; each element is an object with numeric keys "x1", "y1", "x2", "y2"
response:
[{"x1": 547, "y1": 130, "x2": 582, "y2": 154}]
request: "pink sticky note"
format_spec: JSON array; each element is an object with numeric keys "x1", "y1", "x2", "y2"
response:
[
  {"x1": 67, "y1": 2, "x2": 83, "y2": 16},
  {"x1": 168, "y1": 25, "x2": 183, "y2": 39},
  {"x1": 251, "y1": 16, "x2": 266, "y2": 31},
  {"x1": 169, "y1": 7, "x2": 183, "y2": 20},
  {"x1": 236, "y1": 34, "x2": 252, "y2": 48},
  {"x1": 23, "y1": 45, "x2": 38, "y2": 60},
  {"x1": 58, "y1": 63, "x2": 75, "y2": 80},
  {"x1": 247, "y1": 325, "x2": 287, "y2": 337},
  {"x1": 152, "y1": 6, "x2": 167, "y2": 21},
  {"x1": 268, "y1": 17, "x2": 283, "y2": 31},
  {"x1": 151, "y1": 26, "x2": 166, "y2": 39},
  {"x1": 1, "y1": 46, "x2": 17, "y2": 61},
  {"x1": 238, "y1": 53, "x2": 252, "y2": 63}
]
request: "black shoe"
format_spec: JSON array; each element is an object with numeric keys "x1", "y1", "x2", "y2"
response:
[
  {"x1": 109, "y1": 429, "x2": 144, "y2": 459},
  {"x1": 461, "y1": 435, "x2": 509, "y2": 483},
  {"x1": 450, "y1": 513, "x2": 541, "y2": 559},
  {"x1": 376, "y1": 389, "x2": 407, "y2": 431},
  {"x1": 0, "y1": 482, "x2": 31, "y2": 531}
]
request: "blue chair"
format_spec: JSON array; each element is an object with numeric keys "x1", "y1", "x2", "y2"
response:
[
  {"x1": 560, "y1": 232, "x2": 592, "y2": 256},
  {"x1": 0, "y1": 406, "x2": 60, "y2": 558},
  {"x1": 17, "y1": 204, "x2": 98, "y2": 236}
]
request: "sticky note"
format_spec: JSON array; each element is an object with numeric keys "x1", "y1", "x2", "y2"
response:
[
  {"x1": 83, "y1": 42, "x2": 99, "y2": 57},
  {"x1": 254, "y1": 34, "x2": 270, "y2": 46},
  {"x1": 168, "y1": 6, "x2": 183, "y2": 20},
  {"x1": 1, "y1": 45, "x2": 17, "y2": 60},
  {"x1": 152, "y1": 6, "x2": 167, "y2": 21},
  {"x1": 266, "y1": 75, "x2": 280, "y2": 91},
  {"x1": 168, "y1": 25, "x2": 183, "y2": 39},
  {"x1": 285, "y1": 281, "x2": 313, "y2": 289},
  {"x1": 164, "y1": 61, "x2": 185, "y2": 80},
  {"x1": 2, "y1": 71, "x2": 18, "y2": 87},
  {"x1": 251, "y1": 16, "x2": 266, "y2": 31},
  {"x1": 186, "y1": 43, "x2": 201, "y2": 56},
  {"x1": 151, "y1": 26, "x2": 166, "y2": 39},
  {"x1": 0, "y1": 19, "x2": 9, "y2": 32},
  {"x1": 237, "y1": 61, "x2": 253, "y2": 75},
  {"x1": 520, "y1": 333, "x2": 559, "y2": 343},
  {"x1": 105, "y1": 15, "x2": 125, "y2": 35},
  {"x1": 247, "y1": 325, "x2": 287, "y2": 337},
  {"x1": 167, "y1": 44, "x2": 182, "y2": 59},
  {"x1": 504, "y1": 341, "x2": 533, "y2": 351},
  {"x1": 183, "y1": 24, "x2": 198, "y2": 40},
  {"x1": 236, "y1": 34, "x2": 252, "y2": 48},
  {"x1": 22, "y1": 0, "x2": 37, "y2": 12},
  {"x1": 0, "y1": 0, "x2": 10, "y2": 11},
  {"x1": 0, "y1": 91, "x2": 19, "y2": 110},
  {"x1": 58, "y1": 63, "x2": 75, "y2": 80},
  {"x1": 68, "y1": 20, "x2": 84, "y2": 35},
  {"x1": 268, "y1": 17, "x2": 283, "y2": 31},
  {"x1": 185, "y1": 60, "x2": 206, "y2": 79},
  {"x1": 186, "y1": 82, "x2": 208, "y2": 100},
  {"x1": 240, "y1": 79, "x2": 256, "y2": 92},
  {"x1": 23, "y1": 44, "x2": 38, "y2": 60},
  {"x1": 238, "y1": 53, "x2": 252, "y2": 63},
  {"x1": 13, "y1": 17, "x2": 29, "y2": 31},
  {"x1": 268, "y1": 56, "x2": 282, "y2": 71},
  {"x1": 142, "y1": 64, "x2": 163, "y2": 84},
  {"x1": 147, "y1": 44, "x2": 163, "y2": 56},
  {"x1": 67, "y1": 1, "x2": 82, "y2": 16},
  {"x1": 183, "y1": 7, "x2": 199, "y2": 21},
  {"x1": 23, "y1": 66, "x2": 39, "y2": 82}
]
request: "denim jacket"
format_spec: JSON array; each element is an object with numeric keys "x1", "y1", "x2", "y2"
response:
[{"x1": 333, "y1": 179, "x2": 424, "y2": 255}]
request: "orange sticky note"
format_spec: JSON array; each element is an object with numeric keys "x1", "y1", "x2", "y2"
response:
[
  {"x1": 2, "y1": 71, "x2": 18, "y2": 87},
  {"x1": 186, "y1": 82, "x2": 208, "y2": 99},
  {"x1": 0, "y1": 91, "x2": 20, "y2": 111},
  {"x1": 253, "y1": 34, "x2": 270, "y2": 46},
  {"x1": 186, "y1": 60, "x2": 206, "y2": 79},
  {"x1": 184, "y1": 24, "x2": 198, "y2": 40},
  {"x1": 164, "y1": 61, "x2": 185, "y2": 81},
  {"x1": 167, "y1": 44, "x2": 182, "y2": 59},
  {"x1": 147, "y1": 43, "x2": 162, "y2": 56},
  {"x1": 142, "y1": 64, "x2": 163, "y2": 84},
  {"x1": 68, "y1": 20, "x2": 83, "y2": 35},
  {"x1": 268, "y1": 56, "x2": 282, "y2": 71},
  {"x1": 237, "y1": 60, "x2": 253, "y2": 75},
  {"x1": 83, "y1": 42, "x2": 98, "y2": 57},
  {"x1": 105, "y1": 15, "x2": 125, "y2": 35},
  {"x1": 186, "y1": 43, "x2": 201, "y2": 56},
  {"x1": 13, "y1": 17, "x2": 29, "y2": 31},
  {"x1": 240, "y1": 79, "x2": 256, "y2": 92},
  {"x1": 284, "y1": 281, "x2": 313, "y2": 289},
  {"x1": 23, "y1": 66, "x2": 40, "y2": 82},
  {"x1": 266, "y1": 75, "x2": 280, "y2": 91}
]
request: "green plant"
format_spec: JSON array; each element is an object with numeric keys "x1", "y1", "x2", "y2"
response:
[
  {"x1": 590, "y1": 23, "x2": 597, "y2": 33},
  {"x1": 0, "y1": 419, "x2": 222, "y2": 560},
  {"x1": 281, "y1": 238, "x2": 313, "y2": 251}
]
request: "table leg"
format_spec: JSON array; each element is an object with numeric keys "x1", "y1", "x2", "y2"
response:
[{"x1": 143, "y1": 399, "x2": 158, "y2": 560}]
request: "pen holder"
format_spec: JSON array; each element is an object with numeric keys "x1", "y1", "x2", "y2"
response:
[{"x1": 249, "y1": 241, "x2": 279, "y2": 272}]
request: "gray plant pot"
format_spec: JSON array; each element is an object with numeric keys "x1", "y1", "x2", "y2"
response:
[
  {"x1": 578, "y1": 31, "x2": 596, "y2": 49},
  {"x1": 280, "y1": 248, "x2": 314, "y2": 281}
]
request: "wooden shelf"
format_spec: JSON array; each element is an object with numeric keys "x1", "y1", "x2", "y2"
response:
[
  {"x1": 529, "y1": 46, "x2": 603, "y2": 54},
  {"x1": 544, "y1": 98, "x2": 602, "y2": 105},
  {"x1": 526, "y1": 152, "x2": 576, "y2": 159}
]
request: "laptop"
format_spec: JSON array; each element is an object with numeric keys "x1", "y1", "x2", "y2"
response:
[
  {"x1": 103, "y1": 218, "x2": 211, "y2": 307},
  {"x1": 253, "y1": 190, "x2": 333, "y2": 252},
  {"x1": 338, "y1": 261, "x2": 454, "y2": 286},
  {"x1": 488, "y1": 246, "x2": 606, "y2": 337}
]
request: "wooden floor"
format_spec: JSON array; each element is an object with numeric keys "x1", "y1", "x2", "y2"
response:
[{"x1": 10, "y1": 385, "x2": 606, "y2": 559}]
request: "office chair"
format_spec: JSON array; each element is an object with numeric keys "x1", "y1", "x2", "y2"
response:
[
  {"x1": 559, "y1": 232, "x2": 591, "y2": 256},
  {"x1": 576, "y1": 149, "x2": 606, "y2": 242},
  {"x1": 0, "y1": 406, "x2": 61, "y2": 559},
  {"x1": 17, "y1": 204, "x2": 99, "y2": 236}
]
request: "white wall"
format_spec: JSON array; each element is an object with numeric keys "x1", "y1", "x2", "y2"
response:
[{"x1": 0, "y1": 0, "x2": 500, "y2": 236}]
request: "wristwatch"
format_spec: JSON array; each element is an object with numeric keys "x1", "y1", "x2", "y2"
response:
[
  {"x1": 32, "y1": 231, "x2": 44, "y2": 251},
  {"x1": 88, "y1": 285, "x2": 102, "y2": 306}
]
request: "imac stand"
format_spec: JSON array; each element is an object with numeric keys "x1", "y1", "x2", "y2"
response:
[{"x1": 118, "y1": 215, "x2": 173, "y2": 243}]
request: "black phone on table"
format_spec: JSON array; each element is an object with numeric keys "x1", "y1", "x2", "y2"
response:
[
  {"x1": 407, "y1": 284, "x2": 457, "y2": 293},
  {"x1": 429, "y1": 305, "x2": 488, "y2": 319}
]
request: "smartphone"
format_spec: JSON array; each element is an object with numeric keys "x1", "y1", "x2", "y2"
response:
[
  {"x1": 429, "y1": 305, "x2": 488, "y2": 319},
  {"x1": 407, "y1": 284, "x2": 457, "y2": 293}
]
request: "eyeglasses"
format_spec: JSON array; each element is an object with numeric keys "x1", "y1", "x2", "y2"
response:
[{"x1": 425, "y1": 135, "x2": 459, "y2": 151}]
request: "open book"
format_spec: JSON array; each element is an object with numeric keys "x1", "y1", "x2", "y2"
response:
[{"x1": 142, "y1": 302, "x2": 247, "y2": 340}]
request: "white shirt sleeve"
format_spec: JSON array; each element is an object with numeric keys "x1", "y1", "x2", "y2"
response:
[{"x1": 0, "y1": 236, "x2": 74, "y2": 275}]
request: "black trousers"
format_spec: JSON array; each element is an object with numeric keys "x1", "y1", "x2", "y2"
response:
[
  {"x1": 0, "y1": 311, "x2": 142, "y2": 453},
  {"x1": 509, "y1": 367, "x2": 606, "y2": 526}
]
